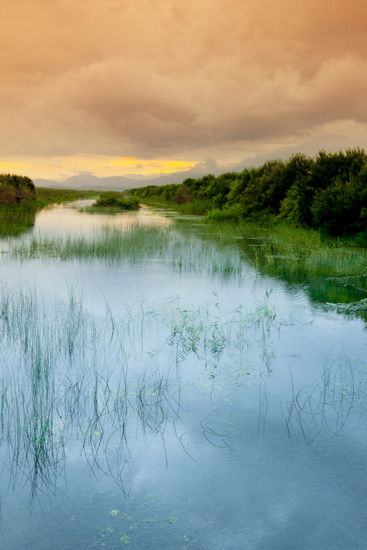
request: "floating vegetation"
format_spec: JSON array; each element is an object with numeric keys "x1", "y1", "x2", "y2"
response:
[{"x1": 320, "y1": 298, "x2": 367, "y2": 320}]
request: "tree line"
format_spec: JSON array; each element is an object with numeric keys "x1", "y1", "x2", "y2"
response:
[{"x1": 130, "y1": 149, "x2": 367, "y2": 238}]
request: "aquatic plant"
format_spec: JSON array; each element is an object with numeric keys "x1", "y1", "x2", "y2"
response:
[
  {"x1": 284, "y1": 357, "x2": 364, "y2": 444},
  {"x1": 85, "y1": 192, "x2": 140, "y2": 212},
  {"x1": 0, "y1": 285, "x2": 281, "y2": 498},
  {"x1": 6, "y1": 223, "x2": 245, "y2": 278}
]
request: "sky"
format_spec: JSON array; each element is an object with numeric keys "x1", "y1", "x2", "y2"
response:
[{"x1": 1, "y1": 0, "x2": 367, "y2": 182}]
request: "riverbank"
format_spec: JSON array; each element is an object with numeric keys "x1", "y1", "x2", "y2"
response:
[
  {"x1": 137, "y1": 202, "x2": 367, "y2": 315},
  {"x1": 128, "y1": 148, "x2": 367, "y2": 244},
  {"x1": 0, "y1": 187, "x2": 98, "y2": 236}
]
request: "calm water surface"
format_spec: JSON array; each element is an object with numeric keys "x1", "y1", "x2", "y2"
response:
[{"x1": 0, "y1": 201, "x2": 366, "y2": 549}]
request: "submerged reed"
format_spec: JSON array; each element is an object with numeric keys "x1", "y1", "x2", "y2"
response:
[
  {"x1": 236, "y1": 222, "x2": 367, "y2": 278},
  {"x1": 6, "y1": 224, "x2": 245, "y2": 277},
  {"x1": 284, "y1": 357, "x2": 363, "y2": 444},
  {"x1": 0, "y1": 285, "x2": 282, "y2": 497}
]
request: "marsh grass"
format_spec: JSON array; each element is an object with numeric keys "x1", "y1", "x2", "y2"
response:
[
  {"x1": 4, "y1": 204, "x2": 367, "y2": 304},
  {"x1": 0, "y1": 280, "x2": 362, "y2": 506},
  {"x1": 0, "y1": 286, "x2": 178, "y2": 496},
  {"x1": 187, "y1": 219, "x2": 367, "y2": 312},
  {"x1": 0, "y1": 285, "x2": 282, "y2": 498},
  {"x1": 3, "y1": 197, "x2": 367, "y2": 290},
  {"x1": 205, "y1": 221, "x2": 367, "y2": 278},
  {"x1": 138, "y1": 197, "x2": 212, "y2": 215},
  {"x1": 284, "y1": 357, "x2": 365, "y2": 444},
  {"x1": 7, "y1": 224, "x2": 245, "y2": 277}
]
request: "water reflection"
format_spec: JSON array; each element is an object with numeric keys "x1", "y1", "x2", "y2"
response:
[
  {"x1": 284, "y1": 357, "x2": 365, "y2": 444},
  {"x1": 1, "y1": 284, "x2": 364, "y2": 504},
  {"x1": 0, "y1": 287, "x2": 279, "y2": 499},
  {"x1": 172, "y1": 218, "x2": 367, "y2": 322},
  {"x1": 0, "y1": 207, "x2": 36, "y2": 237},
  {"x1": 0, "y1": 201, "x2": 366, "y2": 549},
  {"x1": 2, "y1": 201, "x2": 366, "y2": 323},
  {"x1": 35, "y1": 201, "x2": 173, "y2": 237},
  {"x1": 236, "y1": 234, "x2": 367, "y2": 313}
]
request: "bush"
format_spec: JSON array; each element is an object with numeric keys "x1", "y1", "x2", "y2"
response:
[
  {"x1": 312, "y1": 167, "x2": 367, "y2": 235},
  {"x1": 0, "y1": 174, "x2": 35, "y2": 206},
  {"x1": 128, "y1": 148, "x2": 367, "y2": 240},
  {"x1": 93, "y1": 193, "x2": 140, "y2": 210}
]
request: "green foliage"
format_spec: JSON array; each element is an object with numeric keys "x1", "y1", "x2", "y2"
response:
[
  {"x1": 206, "y1": 204, "x2": 243, "y2": 221},
  {"x1": 93, "y1": 192, "x2": 139, "y2": 210},
  {"x1": 0, "y1": 173, "x2": 35, "y2": 205},
  {"x1": 312, "y1": 167, "x2": 367, "y2": 235},
  {"x1": 0, "y1": 175, "x2": 37, "y2": 237},
  {"x1": 129, "y1": 148, "x2": 367, "y2": 240},
  {"x1": 4, "y1": 148, "x2": 367, "y2": 240}
]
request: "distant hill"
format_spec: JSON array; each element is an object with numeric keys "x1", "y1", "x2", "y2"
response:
[
  {"x1": 34, "y1": 164, "x2": 224, "y2": 191},
  {"x1": 35, "y1": 172, "x2": 143, "y2": 191},
  {"x1": 34, "y1": 142, "x2": 365, "y2": 191},
  {"x1": 34, "y1": 152, "x2": 304, "y2": 192}
]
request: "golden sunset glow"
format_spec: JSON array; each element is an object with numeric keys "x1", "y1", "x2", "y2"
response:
[
  {"x1": 0, "y1": 157, "x2": 198, "y2": 181},
  {"x1": 0, "y1": 0, "x2": 366, "y2": 184},
  {"x1": 0, "y1": 3, "x2": 367, "y2": 545}
]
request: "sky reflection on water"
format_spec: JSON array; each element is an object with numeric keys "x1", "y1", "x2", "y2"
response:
[{"x1": 0, "y1": 201, "x2": 366, "y2": 550}]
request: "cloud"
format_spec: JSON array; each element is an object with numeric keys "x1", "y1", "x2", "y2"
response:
[{"x1": 1, "y1": 0, "x2": 366, "y2": 173}]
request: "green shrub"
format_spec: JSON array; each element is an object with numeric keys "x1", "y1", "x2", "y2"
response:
[
  {"x1": 125, "y1": 148, "x2": 367, "y2": 240},
  {"x1": 93, "y1": 193, "x2": 139, "y2": 210},
  {"x1": 0, "y1": 174, "x2": 35, "y2": 205}
]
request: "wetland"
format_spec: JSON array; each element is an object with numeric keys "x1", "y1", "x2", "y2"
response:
[{"x1": 0, "y1": 198, "x2": 366, "y2": 549}]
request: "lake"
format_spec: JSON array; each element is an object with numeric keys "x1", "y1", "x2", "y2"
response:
[{"x1": 0, "y1": 200, "x2": 366, "y2": 549}]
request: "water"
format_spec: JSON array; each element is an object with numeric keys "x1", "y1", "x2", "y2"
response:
[{"x1": 0, "y1": 201, "x2": 366, "y2": 549}]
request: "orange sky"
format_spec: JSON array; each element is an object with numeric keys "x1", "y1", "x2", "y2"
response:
[{"x1": 1, "y1": 0, "x2": 367, "y2": 181}]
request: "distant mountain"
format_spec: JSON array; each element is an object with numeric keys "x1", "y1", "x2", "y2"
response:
[
  {"x1": 34, "y1": 144, "x2": 358, "y2": 191},
  {"x1": 34, "y1": 162, "x2": 224, "y2": 191},
  {"x1": 35, "y1": 172, "x2": 142, "y2": 191}
]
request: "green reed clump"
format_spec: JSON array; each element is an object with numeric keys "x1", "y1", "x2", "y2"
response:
[
  {"x1": 9, "y1": 225, "x2": 170, "y2": 261},
  {"x1": 239, "y1": 223, "x2": 367, "y2": 278},
  {"x1": 0, "y1": 286, "x2": 183, "y2": 496},
  {"x1": 162, "y1": 292, "x2": 279, "y2": 371},
  {"x1": 80, "y1": 192, "x2": 140, "y2": 213},
  {"x1": 7, "y1": 223, "x2": 244, "y2": 277},
  {"x1": 206, "y1": 204, "x2": 243, "y2": 222},
  {"x1": 194, "y1": 218, "x2": 367, "y2": 280},
  {"x1": 0, "y1": 284, "x2": 283, "y2": 497}
]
